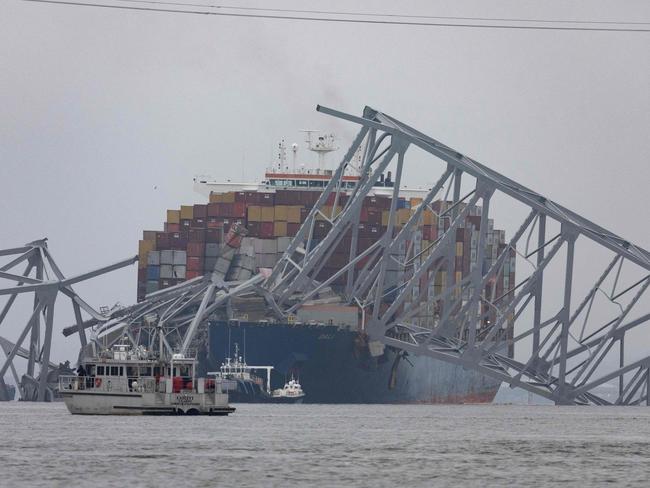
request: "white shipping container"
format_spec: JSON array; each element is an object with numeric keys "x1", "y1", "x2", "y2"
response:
[
  {"x1": 173, "y1": 265, "x2": 186, "y2": 279},
  {"x1": 172, "y1": 250, "x2": 186, "y2": 265},
  {"x1": 160, "y1": 264, "x2": 173, "y2": 279},
  {"x1": 205, "y1": 243, "x2": 220, "y2": 257},
  {"x1": 147, "y1": 251, "x2": 160, "y2": 266},
  {"x1": 160, "y1": 250, "x2": 174, "y2": 265}
]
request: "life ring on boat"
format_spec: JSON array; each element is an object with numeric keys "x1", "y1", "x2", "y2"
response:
[{"x1": 95, "y1": 378, "x2": 102, "y2": 388}]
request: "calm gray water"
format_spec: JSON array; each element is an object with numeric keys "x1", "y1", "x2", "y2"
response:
[{"x1": 2, "y1": 402, "x2": 649, "y2": 487}]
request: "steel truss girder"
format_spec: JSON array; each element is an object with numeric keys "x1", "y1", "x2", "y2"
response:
[
  {"x1": 262, "y1": 105, "x2": 650, "y2": 406},
  {"x1": 0, "y1": 239, "x2": 136, "y2": 401}
]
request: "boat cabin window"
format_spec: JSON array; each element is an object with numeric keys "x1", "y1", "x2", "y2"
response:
[
  {"x1": 126, "y1": 366, "x2": 137, "y2": 377},
  {"x1": 97, "y1": 366, "x2": 104, "y2": 375},
  {"x1": 109, "y1": 366, "x2": 122, "y2": 376},
  {"x1": 86, "y1": 365, "x2": 95, "y2": 376},
  {"x1": 140, "y1": 366, "x2": 152, "y2": 376}
]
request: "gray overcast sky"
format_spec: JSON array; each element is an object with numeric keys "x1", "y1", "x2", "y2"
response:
[{"x1": 0, "y1": 0, "x2": 649, "y2": 366}]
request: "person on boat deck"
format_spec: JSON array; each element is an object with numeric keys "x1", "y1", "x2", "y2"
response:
[{"x1": 76, "y1": 364, "x2": 86, "y2": 376}]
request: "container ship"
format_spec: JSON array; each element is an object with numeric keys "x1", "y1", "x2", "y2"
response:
[{"x1": 136, "y1": 135, "x2": 515, "y2": 403}]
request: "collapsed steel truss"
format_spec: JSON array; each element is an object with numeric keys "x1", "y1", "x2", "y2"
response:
[
  {"x1": 263, "y1": 105, "x2": 650, "y2": 406},
  {"x1": 42, "y1": 105, "x2": 650, "y2": 406},
  {"x1": 0, "y1": 239, "x2": 135, "y2": 401}
]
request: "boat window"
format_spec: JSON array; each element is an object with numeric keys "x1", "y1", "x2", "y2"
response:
[
  {"x1": 140, "y1": 366, "x2": 151, "y2": 376},
  {"x1": 110, "y1": 366, "x2": 119, "y2": 376},
  {"x1": 87, "y1": 365, "x2": 95, "y2": 376},
  {"x1": 97, "y1": 366, "x2": 104, "y2": 375},
  {"x1": 127, "y1": 366, "x2": 137, "y2": 377}
]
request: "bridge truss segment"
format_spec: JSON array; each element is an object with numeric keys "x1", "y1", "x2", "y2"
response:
[
  {"x1": 264, "y1": 105, "x2": 650, "y2": 406},
  {"x1": 0, "y1": 239, "x2": 136, "y2": 401}
]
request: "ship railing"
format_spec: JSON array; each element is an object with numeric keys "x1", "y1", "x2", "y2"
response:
[{"x1": 58, "y1": 376, "x2": 159, "y2": 394}]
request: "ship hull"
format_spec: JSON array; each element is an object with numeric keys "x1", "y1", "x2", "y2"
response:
[{"x1": 207, "y1": 321, "x2": 501, "y2": 404}]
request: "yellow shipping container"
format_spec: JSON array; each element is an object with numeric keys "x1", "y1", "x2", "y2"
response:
[
  {"x1": 381, "y1": 211, "x2": 390, "y2": 226},
  {"x1": 456, "y1": 242, "x2": 463, "y2": 256},
  {"x1": 422, "y1": 210, "x2": 435, "y2": 226},
  {"x1": 248, "y1": 206, "x2": 262, "y2": 222},
  {"x1": 397, "y1": 208, "x2": 411, "y2": 226},
  {"x1": 222, "y1": 192, "x2": 235, "y2": 203},
  {"x1": 180, "y1": 205, "x2": 193, "y2": 220},
  {"x1": 261, "y1": 206, "x2": 275, "y2": 222},
  {"x1": 287, "y1": 206, "x2": 302, "y2": 224},
  {"x1": 209, "y1": 192, "x2": 222, "y2": 203},
  {"x1": 138, "y1": 240, "x2": 155, "y2": 268},
  {"x1": 410, "y1": 197, "x2": 423, "y2": 207},
  {"x1": 167, "y1": 209, "x2": 180, "y2": 224},
  {"x1": 274, "y1": 205, "x2": 288, "y2": 221},
  {"x1": 274, "y1": 221, "x2": 288, "y2": 237},
  {"x1": 142, "y1": 230, "x2": 157, "y2": 241}
]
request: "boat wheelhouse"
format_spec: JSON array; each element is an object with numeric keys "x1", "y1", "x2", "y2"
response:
[{"x1": 58, "y1": 343, "x2": 235, "y2": 415}]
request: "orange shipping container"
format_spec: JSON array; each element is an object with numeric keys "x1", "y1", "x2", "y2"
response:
[
  {"x1": 248, "y1": 206, "x2": 262, "y2": 222},
  {"x1": 261, "y1": 206, "x2": 274, "y2": 222},
  {"x1": 142, "y1": 230, "x2": 157, "y2": 242},
  {"x1": 287, "y1": 206, "x2": 302, "y2": 223},
  {"x1": 180, "y1": 205, "x2": 194, "y2": 220},
  {"x1": 167, "y1": 209, "x2": 181, "y2": 224},
  {"x1": 274, "y1": 221, "x2": 288, "y2": 237},
  {"x1": 138, "y1": 240, "x2": 155, "y2": 269},
  {"x1": 222, "y1": 192, "x2": 236, "y2": 203},
  {"x1": 274, "y1": 205, "x2": 288, "y2": 221},
  {"x1": 209, "y1": 192, "x2": 223, "y2": 203}
]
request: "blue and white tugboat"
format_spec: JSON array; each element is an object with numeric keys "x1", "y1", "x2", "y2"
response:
[{"x1": 58, "y1": 342, "x2": 235, "y2": 416}]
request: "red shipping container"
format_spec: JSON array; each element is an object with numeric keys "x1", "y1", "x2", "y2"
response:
[
  {"x1": 155, "y1": 233, "x2": 169, "y2": 249},
  {"x1": 137, "y1": 268, "x2": 146, "y2": 283},
  {"x1": 218, "y1": 203, "x2": 232, "y2": 217},
  {"x1": 180, "y1": 219, "x2": 192, "y2": 229},
  {"x1": 360, "y1": 207, "x2": 368, "y2": 222},
  {"x1": 205, "y1": 228, "x2": 221, "y2": 243},
  {"x1": 186, "y1": 270, "x2": 201, "y2": 280},
  {"x1": 170, "y1": 237, "x2": 188, "y2": 250},
  {"x1": 260, "y1": 222, "x2": 274, "y2": 238},
  {"x1": 207, "y1": 203, "x2": 221, "y2": 217},
  {"x1": 192, "y1": 218, "x2": 206, "y2": 229},
  {"x1": 193, "y1": 204, "x2": 207, "y2": 218},
  {"x1": 187, "y1": 256, "x2": 204, "y2": 271},
  {"x1": 247, "y1": 221, "x2": 261, "y2": 237},
  {"x1": 189, "y1": 229, "x2": 206, "y2": 242},
  {"x1": 259, "y1": 192, "x2": 275, "y2": 206},
  {"x1": 232, "y1": 202, "x2": 246, "y2": 218},
  {"x1": 245, "y1": 191, "x2": 260, "y2": 204},
  {"x1": 207, "y1": 217, "x2": 222, "y2": 228},
  {"x1": 275, "y1": 190, "x2": 291, "y2": 205},
  {"x1": 234, "y1": 191, "x2": 246, "y2": 203},
  {"x1": 300, "y1": 207, "x2": 309, "y2": 223},
  {"x1": 286, "y1": 223, "x2": 300, "y2": 236},
  {"x1": 165, "y1": 223, "x2": 180, "y2": 233},
  {"x1": 187, "y1": 242, "x2": 205, "y2": 257},
  {"x1": 367, "y1": 209, "x2": 381, "y2": 225}
]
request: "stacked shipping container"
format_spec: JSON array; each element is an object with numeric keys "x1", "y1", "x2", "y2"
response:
[{"x1": 137, "y1": 189, "x2": 515, "y2": 330}]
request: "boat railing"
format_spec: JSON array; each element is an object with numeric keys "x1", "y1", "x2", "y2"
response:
[{"x1": 58, "y1": 376, "x2": 160, "y2": 394}]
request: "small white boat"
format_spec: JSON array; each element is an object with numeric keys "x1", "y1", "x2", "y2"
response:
[
  {"x1": 58, "y1": 343, "x2": 235, "y2": 416},
  {"x1": 271, "y1": 377, "x2": 305, "y2": 403}
]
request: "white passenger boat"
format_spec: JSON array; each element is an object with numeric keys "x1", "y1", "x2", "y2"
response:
[
  {"x1": 58, "y1": 343, "x2": 235, "y2": 415},
  {"x1": 271, "y1": 377, "x2": 305, "y2": 403}
]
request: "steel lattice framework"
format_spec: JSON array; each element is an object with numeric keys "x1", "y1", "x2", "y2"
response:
[
  {"x1": 0, "y1": 239, "x2": 135, "y2": 401},
  {"x1": 262, "y1": 105, "x2": 650, "y2": 406},
  {"x1": 55, "y1": 105, "x2": 650, "y2": 406}
]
